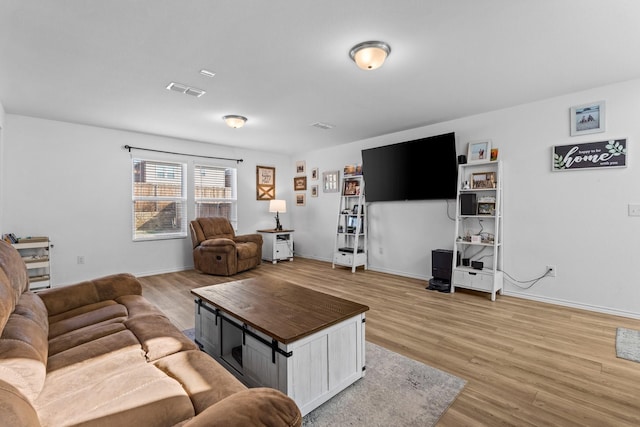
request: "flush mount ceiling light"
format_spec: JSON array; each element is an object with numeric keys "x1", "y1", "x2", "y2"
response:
[
  {"x1": 223, "y1": 115, "x2": 248, "y2": 129},
  {"x1": 349, "y1": 41, "x2": 391, "y2": 70}
]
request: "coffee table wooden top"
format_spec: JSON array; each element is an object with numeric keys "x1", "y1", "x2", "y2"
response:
[{"x1": 191, "y1": 277, "x2": 369, "y2": 344}]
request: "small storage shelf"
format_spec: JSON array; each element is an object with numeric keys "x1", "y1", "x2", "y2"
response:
[{"x1": 12, "y1": 237, "x2": 52, "y2": 290}]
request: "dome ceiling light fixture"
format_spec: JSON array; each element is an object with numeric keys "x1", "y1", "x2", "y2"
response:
[
  {"x1": 349, "y1": 41, "x2": 391, "y2": 70},
  {"x1": 223, "y1": 115, "x2": 248, "y2": 129}
]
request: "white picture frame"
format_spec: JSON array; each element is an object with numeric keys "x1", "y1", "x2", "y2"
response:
[
  {"x1": 570, "y1": 101, "x2": 605, "y2": 136},
  {"x1": 467, "y1": 140, "x2": 492, "y2": 163}
]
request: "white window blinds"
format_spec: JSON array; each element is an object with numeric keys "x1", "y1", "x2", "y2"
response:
[{"x1": 132, "y1": 159, "x2": 187, "y2": 240}]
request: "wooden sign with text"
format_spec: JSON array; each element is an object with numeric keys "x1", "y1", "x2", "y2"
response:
[{"x1": 552, "y1": 139, "x2": 627, "y2": 171}]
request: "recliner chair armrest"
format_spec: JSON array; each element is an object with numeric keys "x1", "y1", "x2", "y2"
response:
[
  {"x1": 199, "y1": 238, "x2": 237, "y2": 253},
  {"x1": 234, "y1": 234, "x2": 263, "y2": 245}
]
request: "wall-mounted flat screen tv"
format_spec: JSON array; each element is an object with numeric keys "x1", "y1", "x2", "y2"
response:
[{"x1": 361, "y1": 132, "x2": 457, "y2": 202}]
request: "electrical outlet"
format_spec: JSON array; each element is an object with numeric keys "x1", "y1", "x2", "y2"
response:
[
  {"x1": 546, "y1": 265, "x2": 556, "y2": 277},
  {"x1": 629, "y1": 204, "x2": 640, "y2": 216},
  {"x1": 77, "y1": 256, "x2": 85, "y2": 265}
]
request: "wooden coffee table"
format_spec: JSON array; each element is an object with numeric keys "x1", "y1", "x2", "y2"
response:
[{"x1": 191, "y1": 277, "x2": 369, "y2": 416}]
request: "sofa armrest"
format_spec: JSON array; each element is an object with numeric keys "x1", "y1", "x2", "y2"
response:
[
  {"x1": 0, "y1": 380, "x2": 42, "y2": 427},
  {"x1": 37, "y1": 273, "x2": 142, "y2": 317},
  {"x1": 181, "y1": 388, "x2": 301, "y2": 427},
  {"x1": 234, "y1": 233, "x2": 263, "y2": 245}
]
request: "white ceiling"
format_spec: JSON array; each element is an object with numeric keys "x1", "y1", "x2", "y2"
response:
[{"x1": 2, "y1": 1, "x2": 640, "y2": 154}]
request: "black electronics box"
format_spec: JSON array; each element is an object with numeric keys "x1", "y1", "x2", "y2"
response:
[
  {"x1": 460, "y1": 193, "x2": 477, "y2": 216},
  {"x1": 431, "y1": 249, "x2": 460, "y2": 283}
]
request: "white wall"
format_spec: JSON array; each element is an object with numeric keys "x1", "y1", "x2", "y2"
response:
[
  {"x1": 292, "y1": 78, "x2": 640, "y2": 318},
  {"x1": 2, "y1": 115, "x2": 292, "y2": 285}
]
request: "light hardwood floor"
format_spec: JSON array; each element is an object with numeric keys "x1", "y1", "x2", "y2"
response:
[{"x1": 138, "y1": 258, "x2": 640, "y2": 426}]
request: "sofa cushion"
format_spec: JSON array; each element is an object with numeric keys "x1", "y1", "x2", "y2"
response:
[
  {"x1": 36, "y1": 361, "x2": 195, "y2": 427},
  {"x1": 46, "y1": 329, "x2": 143, "y2": 374},
  {"x1": 48, "y1": 302, "x2": 127, "y2": 339},
  {"x1": 0, "y1": 293, "x2": 49, "y2": 402},
  {"x1": 125, "y1": 314, "x2": 198, "y2": 361},
  {"x1": 48, "y1": 321, "x2": 126, "y2": 357},
  {"x1": 153, "y1": 350, "x2": 246, "y2": 414}
]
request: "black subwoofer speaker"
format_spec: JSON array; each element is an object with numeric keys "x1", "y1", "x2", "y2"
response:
[{"x1": 460, "y1": 193, "x2": 477, "y2": 216}]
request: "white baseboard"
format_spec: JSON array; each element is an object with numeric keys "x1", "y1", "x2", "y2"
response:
[{"x1": 503, "y1": 290, "x2": 640, "y2": 320}]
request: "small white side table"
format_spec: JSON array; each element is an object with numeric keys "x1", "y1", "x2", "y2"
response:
[{"x1": 257, "y1": 229, "x2": 294, "y2": 264}]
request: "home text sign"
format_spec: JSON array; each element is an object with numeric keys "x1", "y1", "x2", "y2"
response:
[{"x1": 552, "y1": 139, "x2": 627, "y2": 171}]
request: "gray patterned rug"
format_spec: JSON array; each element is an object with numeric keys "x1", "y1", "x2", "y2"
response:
[
  {"x1": 182, "y1": 329, "x2": 465, "y2": 426},
  {"x1": 616, "y1": 327, "x2": 640, "y2": 363},
  {"x1": 302, "y1": 342, "x2": 465, "y2": 427}
]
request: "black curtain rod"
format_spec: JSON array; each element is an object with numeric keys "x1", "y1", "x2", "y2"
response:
[{"x1": 123, "y1": 145, "x2": 243, "y2": 163}]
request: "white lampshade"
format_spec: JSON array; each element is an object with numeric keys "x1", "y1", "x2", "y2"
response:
[
  {"x1": 349, "y1": 41, "x2": 391, "y2": 70},
  {"x1": 269, "y1": 199, "x2": 286, "y2": 213},
  {"x1": 223, "y1": 115, "x2": 247, "y2": 128}
]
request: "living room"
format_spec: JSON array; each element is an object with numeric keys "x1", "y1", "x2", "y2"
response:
[{"x1": 2, "y1": 1, "x2": 640, "y2": 425}]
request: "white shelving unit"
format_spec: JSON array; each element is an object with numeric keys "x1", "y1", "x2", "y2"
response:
[
  {"x1": 452, "y1": 161, "x2": 503, "y2": 301},
  {"x1": 332, "y1": 175, "x2": 367, "y2": 272},
  {"x1": 12, "y1": 237, "x2": 51, "y2": 290}
]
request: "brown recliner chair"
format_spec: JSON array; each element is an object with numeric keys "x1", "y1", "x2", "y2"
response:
[{"x1": 190, "y1": 217, "x2": 263, "y2": 276}]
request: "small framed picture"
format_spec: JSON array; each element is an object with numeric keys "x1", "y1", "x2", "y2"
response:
[
  {"x1": 343, "y1": 180, "x2": 360, "y2": 196},
  {"x1": 471, "y1": 172, "x2": 496, "y2": 189},
  {"x1": 296, "y1": 193, "x2": 306, "y2": 206},
  {"x1": 311, "y1": 168, "x2": 319, "y2": 180},
  {"x1": 256, "y1": 165, "x2": 275, "y2": 200},
  {"x1": 294, "y1": 176, "x2": 307, "y2": 191},
  {"x1": 467, "y1": 140, "x2": 492, "y2": 163},
  {"x1": 323, "y1": 171, "x2": 340, "y2": 193},
  {"x1": 296, "y1": 160, "x2": 306, "y2": 174},
  {"x1": 570, "y1": 101, "x2": 605, "y2": 136},
  {"x1": 477, "y1": 202, "x2": 496, "y2": 216},
  {"x1": 311, "y1": 185, "x2": 318, "y2": 197}
]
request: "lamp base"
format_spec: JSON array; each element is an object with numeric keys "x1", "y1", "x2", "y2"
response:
[{"x1": 275, "y1": 213, "x2": 282, "y2": 231}]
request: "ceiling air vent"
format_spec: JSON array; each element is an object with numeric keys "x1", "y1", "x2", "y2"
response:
[
  {"x1": 311, "y1": 122, "x2": 335, "y2": 130},
  {"x1": 166, "y1": 82, "x2": 206, "y2": 98}
]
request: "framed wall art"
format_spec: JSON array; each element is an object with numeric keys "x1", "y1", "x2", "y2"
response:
[
  {"x1": 294, "y1": 176, "x2": 307, "y2": 191},
  {"x1": 311, "y1": 185, "x2": 318, "y2": 197},
  {"x1": 322, "y1": 170, "x2": 339, "y2": 193},
  {"x1": 296, "y1": 160, "x2": 306, "y2": 174},
  {"x1": 570, "y1": 101, "x2": 605, "y2": 136},
  {"x1": 295, "y1": 193, "x2": 306, "y2": 206},
  {"x1": 311, "y1": 167, "x2": 319, "y2": 180},
  {"x1": 256, "y1": 165, "x2": 275, "y2": 200},
  {"x1": 467, "y1": 140, "x2": 492, "y2": 163}
]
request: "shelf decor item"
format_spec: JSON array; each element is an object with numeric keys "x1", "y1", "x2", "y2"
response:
[
  {"x1": 471, "y1": 172, "x2": 496, "y2": 189},
  {"x1": 570, "y1": 101, "x2": 605, "y2": 136},
  {"x1": 467, "y1": 140, "x2": 492, "y2": 163}
]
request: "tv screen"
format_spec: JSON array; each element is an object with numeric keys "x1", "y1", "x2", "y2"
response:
[{"x1": 361, "y1": 132, "x2": 457, "y2": 202}]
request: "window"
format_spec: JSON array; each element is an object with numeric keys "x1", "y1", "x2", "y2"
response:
[
  {"x1": 132, "y1": 159, "x2": 187, "y2": 240},
  {"x1": 194, "y1": 164, "x2": 237, "y2": 229}
]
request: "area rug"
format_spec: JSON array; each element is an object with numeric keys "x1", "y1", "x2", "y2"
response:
[
  {"x1": 302, "y1": 342, "x2": 465, "y2": 427},
  {"x1": 183, "y1": 329, "x2": 465, "y2": 427},
  {"x1": 616, "y1": 327, "x2": 640, "y2": 363}
]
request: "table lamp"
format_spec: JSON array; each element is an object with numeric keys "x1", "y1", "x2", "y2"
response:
[{"x1": 269, "y1": 199, "x2": 286, "y2": 231}]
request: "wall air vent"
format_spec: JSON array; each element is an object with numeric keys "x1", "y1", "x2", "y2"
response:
[
  {"x1": 166, "y1": 82, "x2": 206, "y2": 98},
  {"x1": 311, "y1": 122, "x2": 335, "y2": 130}
]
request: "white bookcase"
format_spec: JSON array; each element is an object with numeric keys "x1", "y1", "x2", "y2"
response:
[
  {"x1": 452, "y1": 161, "x2": 503, "y2": 301},
  {"x1": 12, "y1": 237, "x2": 51, "y2": 290},
  {"x1": 332, "y1": 175, "x2": 367, "y2": 272}
]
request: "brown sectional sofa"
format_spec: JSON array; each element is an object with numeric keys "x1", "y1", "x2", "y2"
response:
[{"x1": 0, "y1": 241, "x2": 301, "y2": 426}]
